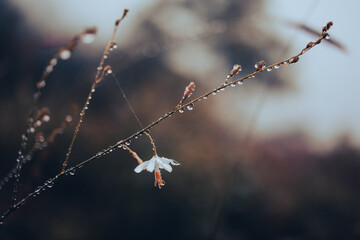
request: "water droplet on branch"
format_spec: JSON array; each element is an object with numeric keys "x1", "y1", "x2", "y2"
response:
[
  {"x1": 59, "y1": 49, "x2": 71, "y2": 60},
  {"x1": 187, "y1": 103, "x2": 194, "y2": 111}
]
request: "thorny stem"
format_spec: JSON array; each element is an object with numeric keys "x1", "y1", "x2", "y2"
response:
[
  {"x1": 0, "y1": 21, "x2": 332, "y2": 224},
  {"x1": 60, "y1": 9, "x2": 129, "y2": 173}
]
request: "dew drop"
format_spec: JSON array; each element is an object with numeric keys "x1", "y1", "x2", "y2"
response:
[
  {"x1": 50, "y1": 58, "x2": 57, "y2": 66},
  {"x1": 35, "y1": 120, "x2": 42, "y2": 127},
  {"x1": 46, "y1": 65, "x2": 53, "y2": 73},
  {"x1": 187, "y1": 103, "x2": 194, "y2": 111},
  {"x1": 104, "y1": 55, "x2": 108, "y2": 59},
  {"x1": 97, "y1": 66, "x2": 103, "y2": 71},
  {"x1": 203, "y1": 96, "x2": 208, "y2": 100},
  {"x1": 37, "y1": 80, "x2": 46, "y2": 89},
  {"x1": 179, "y1": 108, "x2": 184, "y2": 113},
  {"x1": 125, "y1": 141, "x2": 131, "y2": 146},
  {"x1": 42, "y1": 115, "x2": 50, "y2": 122},
  {"x1": 267, "y1": 68, "x2": 272, "y2": 72},
  {"x1": 325, "y1": 34, "x2": 330, "y2": 40},
  {"x1": 47, "y1": 181, "x2": 54, "y2": 188},
  {"x1": 212, "y1": 92, "x2": 217, "y2": 95},
  {"x1": 92, "y1": 89, "x2": 95, "y2": 93},
  {"x1": 59, "y1": 49, "x2": 71, "y2": 60},
  {"x1": 283, "y1": 61, "x2": 289, "y2": 65},
  {"x1": 69, "y1": 169, "x2": 76, "y2": 176},
  {"x1": 113, "y1": 44, "x2": 118, "y2": 49},
  {"x1": 274, "y1": 65, "x2": 280, "y2": 69},
  {"x1": 30, "y1": 127, "x2": 35, "y2": 133},
  {"x1": 237, "y1": 80, "x2": 244, "y2": 85},
  {"x1": 63, "y1": 116, "x2": 72, "y2": 123},
  {"x1": 82, "y1": 33, "x2": 95, "y2": 44},
  {"x1": 226, "y1": 74, "x2": 231, "y2": 79},
  {"x1": 231, "y1": 83, "x2": 236, "y2": 87}
]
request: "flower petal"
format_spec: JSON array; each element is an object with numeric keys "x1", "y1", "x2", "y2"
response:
[
  {"x1": 160, "y1": 157, "x2": 180, "y2": 166},
  {"x1": 134, "y1": 161, "x2": 149, "y2": 173},
  {"x1": 158, "y1": 160, "x2": 173, "y2": 172},
  {"x1": 146, "y1": 159, "x2": 156, "y2": 172}
]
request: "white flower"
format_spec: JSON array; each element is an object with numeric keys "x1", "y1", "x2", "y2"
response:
[{"x1": 134, "y1": 155, "x2": 180, "y2": 188}]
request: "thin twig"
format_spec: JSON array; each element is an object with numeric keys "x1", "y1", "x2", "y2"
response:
[
  {"x1": 0, "y1": 21, "x2": 332, "y2": 224},
  {"x1": 11, "y1": 28, "x2": 92, "y2": 206},
  {"x1": 60, "y1": 9, "x2": 129, "y2": 173}
]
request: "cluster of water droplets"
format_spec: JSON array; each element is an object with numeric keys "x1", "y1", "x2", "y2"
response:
[
  {"x1": 109, "y1": 42, "x2": 118, "y2": 51},
  {"x1": 0, "y1": 166, "x2": 18, "y2": 190},
  {"x1": 80, "y1": 95, "x2": 93, "y2": 117},
  {"x1": 2, "y1": 112, "x2": 49, "y2": 191},
  {"x1": 178, "y1": 103, "x2": 195, "y2": 113}
]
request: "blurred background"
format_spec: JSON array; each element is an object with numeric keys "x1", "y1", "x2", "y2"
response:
[{"x1": 0, "y1": 0, "x2": 359, "y2": 239}]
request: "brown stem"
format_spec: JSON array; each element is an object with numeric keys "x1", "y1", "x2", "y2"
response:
[{"x1": 60, "y1": 9, "x2": 129, "y2": 173}]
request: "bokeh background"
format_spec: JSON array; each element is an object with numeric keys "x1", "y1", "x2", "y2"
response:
[{"x1": 1, "y1": 0, "x2": 360, "y2": 239}]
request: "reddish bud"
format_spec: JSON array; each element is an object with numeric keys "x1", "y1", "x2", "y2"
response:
[
  {"x1": 326, "y1": 21, "x2": 333, "y2": 30},
  {"x1": 183, "y1": 82, "x2": 196, "y2": 100},
  {"x1": 255, "y1": 60, "x2": 266, "y2": 71},
  {"x1": 230, "y1": 64, "x2": 242, "y2": 76},
  {"x1": 289, "y1": 56, "x2": 299, "y2": 64}
]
